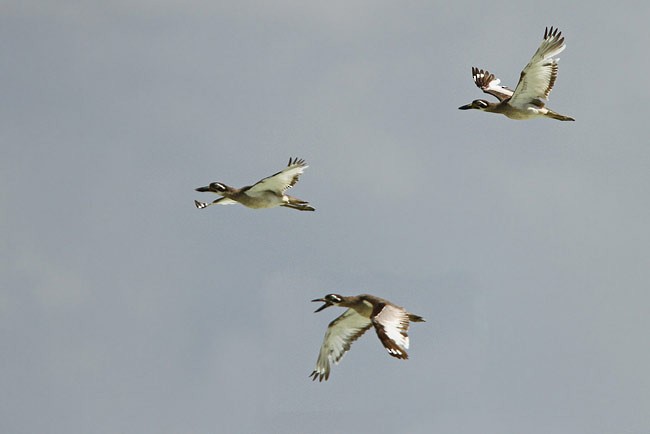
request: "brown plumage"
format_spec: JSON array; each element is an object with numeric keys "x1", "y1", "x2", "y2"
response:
[
  {"x1": 459, "y1": 27, "x2": 574, "y2": 121},
  {"x1": 194, "y1": 157, "x2": 315, "y2": 211},
  {"x1": 310, "y1": 294, "x2": 425, "y2": 382}
]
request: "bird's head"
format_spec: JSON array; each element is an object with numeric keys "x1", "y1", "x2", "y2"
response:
[
  {"x1": 312, "y1": 294, "x2": 344, "y2": 312},
  {"x1": 458, "y1": 99, "x2": 490, "y2": 111},
  {"x1": 195, "y1": 182, "x2": 229, "y2": 194}
]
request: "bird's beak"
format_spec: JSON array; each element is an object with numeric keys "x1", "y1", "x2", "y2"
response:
[
  {"x1": 195, "y1": 185, "x2": 211, "y2": 192},
  {"x1": 312, "y1": 298, "x2": 331, "y2": 313},
  {"x1": 458, "y1": 103, "x2": 473, "y2": 110}
]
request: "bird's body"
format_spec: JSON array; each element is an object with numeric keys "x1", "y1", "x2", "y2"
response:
[
  {"x1": 459, "y1": 27, "x2": 574, "y2": 121},
  {"x1": 194, "y1": 158, "x2": 314, "y2": 211},
  {"x1": 310, "y1": 293, "x2": 425, "y2": 382}
]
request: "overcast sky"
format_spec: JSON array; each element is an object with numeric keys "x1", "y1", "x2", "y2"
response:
[{"x1": 2, "y1": 1, "x2": 650, "y2": 433}]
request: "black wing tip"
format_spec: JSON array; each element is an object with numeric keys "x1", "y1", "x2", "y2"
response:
[
  {"x1": 288, "y1": 157, "x2": 307, "y2": 167},
  {"x1": 309, "y1": 371, "x2": 328, "y2": 382},
  {"x1": 544, "y1": 26, "x2": 563, "y2": 40},
  {"x1": 471, "y1": 67, "x2": 495, "y2": 88},
  {"x1": 471, "y1": 67, "x2": 492, "y2": 75},
  {"x1": 386, "y1": 347, "x2": 409, "y2": 360}
]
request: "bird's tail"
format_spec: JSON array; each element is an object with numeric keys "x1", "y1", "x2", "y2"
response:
[
  {"x1": 546, "y1": 109, "x2": 575, "y2": 121},
  {"x1": 409, "y1": 314, "x2": 426, "y2": 323}
]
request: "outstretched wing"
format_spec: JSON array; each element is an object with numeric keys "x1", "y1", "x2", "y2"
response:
[
  {"x1": 310, "y1": 309, "x2": 372, "y2": 382},
  {"x1": 509, "y1": 26, "x2": 566, "y2": 109},
  {"x1": 194, "y1": 197, "x2": 237, "y2": 209},
  {"x1": 247, "y1": 158, "x2": 309, "y2": 196},
  {"x1": 371, "y1": 304, "x2": 412, "y2": 359},
  {"x1": 471, "y1": 67, "x2": 514, "y2": 102}
]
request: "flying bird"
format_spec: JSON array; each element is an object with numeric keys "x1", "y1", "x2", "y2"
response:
[
  {"x1": 194, "y1": 157, "x2": 315, "y2": 211},
  {"x1": 459, "y1": 27, "x2": 574, "y2": 121},
  {"x1": 310, "y1": 293, "x2": 425, "y2": 382}
]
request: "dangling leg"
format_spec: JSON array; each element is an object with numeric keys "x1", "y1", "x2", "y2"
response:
[
  {"x1": 545, "y1": 109, "x2": 575, "y2": 121},
  {"x1": 281, "y1": 195, "x2": 315, "y2": 211}
]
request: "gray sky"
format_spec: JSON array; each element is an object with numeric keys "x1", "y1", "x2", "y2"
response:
[{"x1": 2, "y1": 1, "x2": 650, "y2": 433}]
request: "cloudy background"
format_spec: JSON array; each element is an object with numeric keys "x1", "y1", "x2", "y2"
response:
[{"x1": 2, "y1": 1, "x2": 649, "y2": 433}]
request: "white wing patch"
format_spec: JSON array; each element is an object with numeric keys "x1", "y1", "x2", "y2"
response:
[
  {"x1": 472, "y1": 67, "x2": 514, "y2": 102},
  {"x1": 247, "y1": 158, "x2": 308, "y2": 196},
  {"x1": 194, "y1": 197, "x2": 237, "y2": 209},
  {"x1": 509, "y1": 27, "x2": 566, "y2": 109},
  {"x1": 371, "y1": 304, "x2": 411, "y2": 359},
  {"x1": 310, "y1": 309, "x2": 372, "y2": 382}
]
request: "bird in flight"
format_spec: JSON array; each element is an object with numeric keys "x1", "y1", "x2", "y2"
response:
[
  {"x1": 459, "y1": 27, "x2": 574, "y2": 121},
  {"x1": 310, "y1": 293, "x2": 425, "y2": 381},
  {"x1": 194, "y1": 157, "x2": 315, "y2": 211}
]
